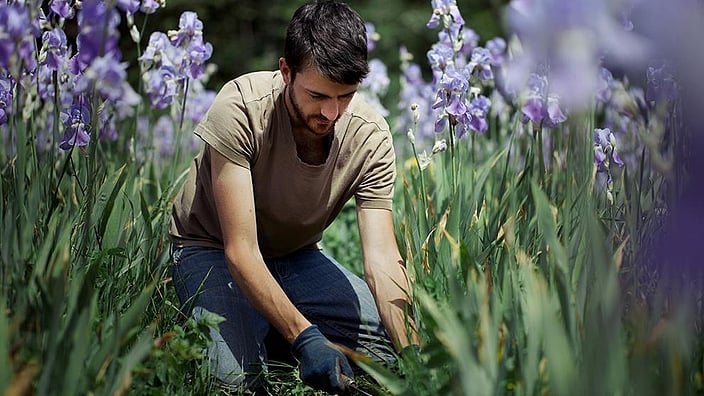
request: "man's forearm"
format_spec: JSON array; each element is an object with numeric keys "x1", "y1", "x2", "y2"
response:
[
  {"x1": 366, "y1": 258, "x2": 421, "y2": 350},
  {"x1": 225, "y1": 246, "x2": 311, "y2": 343}
]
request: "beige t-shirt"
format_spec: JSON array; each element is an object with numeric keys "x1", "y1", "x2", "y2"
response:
[{"x1": 169, "y1": 71, "x2": 396, "y2": 258}]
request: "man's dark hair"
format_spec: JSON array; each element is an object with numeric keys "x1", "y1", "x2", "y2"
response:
[{"x1": 284, "y1": 1, "x2": 369, "y2": 85}]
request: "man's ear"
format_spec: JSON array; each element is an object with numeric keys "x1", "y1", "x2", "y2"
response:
[{"x1": 279, "y1": 57, "x2": 291, "y2": 84}]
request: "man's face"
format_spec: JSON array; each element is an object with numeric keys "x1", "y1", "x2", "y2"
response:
[{"x1": 280, "y1": 58, "x2": 359, "y2": 138}]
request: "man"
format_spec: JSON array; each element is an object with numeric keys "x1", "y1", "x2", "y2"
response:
[{"x1": 169, "y1": 1, "x2": 419, "y2": 393}]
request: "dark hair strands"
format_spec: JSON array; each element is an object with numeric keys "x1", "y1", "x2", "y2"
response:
[{"x1": 285, "y1": 0, "x2": 369, "y2": 85}]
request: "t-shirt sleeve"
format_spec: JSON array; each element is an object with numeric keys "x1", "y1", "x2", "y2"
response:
[
  {"x1": 355, "y1": 129, "x2": 396, "y2": 210},
  {"x1": 193, "y1": 80, "x2": 254, "y2": 169}
]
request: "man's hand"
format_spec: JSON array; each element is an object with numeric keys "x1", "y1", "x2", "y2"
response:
[{"x1": 291, "y1": 325, "x2": 354, "y2": 394}]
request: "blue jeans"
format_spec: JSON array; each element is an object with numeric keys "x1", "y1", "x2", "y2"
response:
[{"x1": 171, "y1": 245, "x2": 396, "y2": 388}]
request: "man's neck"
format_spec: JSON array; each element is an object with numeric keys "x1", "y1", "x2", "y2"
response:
[{"x1": 291, "y1": 127, "x2": 331, "y2": 165}]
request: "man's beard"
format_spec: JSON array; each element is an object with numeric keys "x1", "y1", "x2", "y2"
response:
[{"x1": 288, "y1": 85, "x2": 336, "y2": 136}]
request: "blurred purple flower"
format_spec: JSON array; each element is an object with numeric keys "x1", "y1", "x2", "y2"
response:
[
  {"x1": 360, "y1": 58, "x2": 390, "y2": 116},
  {"x1": 397, "y1": 47, "x2": 438, "y2": 148},
  {"x1": 468, "y1": 95, "x2": 491, "y2": 133},
  {"x1": 0, "y1": 3, "x2": 39, "y2": 73},
  {"x1": 469, "y1": 47, "x2": 494, "y2": 81},
  {"x1": 140, "y1": 0, "x2": 162, "y2": 14},
  {"x1": 520, "y1": 72, "x2": 567, "y2": 128},
  {"x1": 504, "y1": 0, "x2": 648, "y2": 109},
  {"x1": 84, "y1": 56, "x2": 131, "y2": 102},
  {"x1": 183, "y1": 84, "x2": 216, "y2": 124},
  {"x1": 116, "y1": 0, "x2": 140, "y2": 16},
  {"x1": 98, "y1": 109, "x2": 118, "y2": 141},
  {"x1": 76, "y1": 0, "x2": 121, "y2": 69},
  {"x1": 455, "y1": 28, "x2": 479, "y2": 58},
  {"x1": 365, "y1": 23, "x2": 379, "y2": 52},
  {"x1": 486, "y1": 37, "x2": 507, "y2": 66},
  {"x1": 362, "y1": 59, "x2": 390, "y2": 97},
  {"x1": 1, "y1": 3, "x2": 30, "y2": 40},
  {"x1": 153, "y1": 115, "x2": 176, "y2": 156},
  {"x1": 40, "y1": 28, "x2": 69, "y2": 71},
  {"x1": 0, "y1": 76, "x2": 12, "y2": 126},
  {"x1": 49, "y1": 0, "x2": 75, "y2": 19},
  {"x1": 595, "y1": 67, "x2": 614, "y2": 104},
  {"x1": 59, "y1": 98, "x2": 92, "y2": 150}
]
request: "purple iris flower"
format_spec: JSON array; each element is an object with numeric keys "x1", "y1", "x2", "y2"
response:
[
  {"x1": 116, "y1": 0, "x2": 140, "y2": 16},
  {"x1": 427, "y1": 0, "x2": 465, "y2": 29},
  {"x1": 427, "y1": 41, "x2": 455, "y2": 74},
  {"x1": 145, "y1": 67, "x2": 178, "y2": 109},
  {"x1": 184, "y1": 36, "x2": 213, "y2": 80},
  {"x1": 544, "y1": 96, "x2": 567, "y2": 128},
  {"x1": 140, "y1": 31, "x2": 186, "y2": 108},
  {"x1": 521, "y1": 96, "x2": 544, "y2": 124},
  {"x1": 520, "y1": 72, "x2": 567, "y2": 128},
  {"x1": 434, "y1": 65, "x2": 469, "y2": 117},
  {"x1": 486, "y1": 37, "x2": 507, "y2": 66},
  {"x1": 59, "y1": 98, "x2": 92, "y2": 150},
  {"x1": 170, "y1": 11, "x2": 205, "y2": 48},
  {"x1": 593, "y1": 127, "x2": 624, "y2": 172},
  {"x1": 139, "y1": 32, "x2": 173, "y2": 68},
  {"x1": 40, "y1": 28, "x2": 68, "y2": 71},
  {"x1": 140, "y1": 0, "x2": 162, "y2": 14},
  {"x1": 470, "y1": 47, "x2": 494, "y2": 80},
  {"x1": 468, "y1": 95, "x2": 491, "y2": 133},
  {"x1": 49, "y1": 0, "x2": 75, "y2": 19}
]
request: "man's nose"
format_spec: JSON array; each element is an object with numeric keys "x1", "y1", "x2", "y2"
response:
[{"x1": 321, "y1": 99, "x2": 339, "y2": 121}]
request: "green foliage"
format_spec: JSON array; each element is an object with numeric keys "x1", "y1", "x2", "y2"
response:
[
  {"x1": 352, "y1": 106, "x2": 701, "y2": 395},
  {"x1": 129, "y1": 312, "x2": 224, "y2": 395}
]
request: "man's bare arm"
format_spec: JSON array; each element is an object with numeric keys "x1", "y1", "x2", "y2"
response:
[
  {"x1": 357, "y1": 206, "x2": 421, "y2": 350},
  {"x1": 210, "y1": 148, "x2": 311, "y2": 343}
]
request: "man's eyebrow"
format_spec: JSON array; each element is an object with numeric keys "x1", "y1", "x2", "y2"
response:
[{"x1": 306, "y1": 88, "x2": 358, "y2": 98}]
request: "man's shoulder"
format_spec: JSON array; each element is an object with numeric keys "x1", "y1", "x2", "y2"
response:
[
  {"x1": 346, "y1": 94, "x2": 390, "y2": 133},
  {"x1": 230, "y1": 70, "x2": 284, "y2": 103}
]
